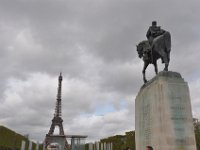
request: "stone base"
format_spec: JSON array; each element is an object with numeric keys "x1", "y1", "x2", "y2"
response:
[{"x1": 135, "y1": 71, "x2": 196, "y2": 150}]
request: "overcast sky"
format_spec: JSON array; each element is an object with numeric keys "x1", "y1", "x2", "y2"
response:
[{"x1": 0, "y1": 0, "x2": 200, "y2": 143}]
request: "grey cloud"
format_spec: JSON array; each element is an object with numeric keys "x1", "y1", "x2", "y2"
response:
[
  {"x1": 99, "y1": 61, "x2": 142, "y2": 95},
  {"x1": 0, "y1": 0, "x2": 200, "y2": 143}
]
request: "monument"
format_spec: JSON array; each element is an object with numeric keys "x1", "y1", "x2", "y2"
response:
[
  {"x1": 135, "y1": 22, "x2": 196, "y2": 150},
  {"x1": 136, "y1": 21, "x2": 171, "y2": 83},
  {"x1": 44, "y1": 73, "x2": 87, "y2": 150},
  {"x1": 44, "y1": 73, "x2": 69, "y2": 150}
]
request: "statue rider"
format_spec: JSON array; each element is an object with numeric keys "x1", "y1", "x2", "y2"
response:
[
  {"x1": 145, "y1": 21, "x2": 166, "y2": 62},
  {"x1": 146, "y1": 21, "x2": 165, "y2": 45}
]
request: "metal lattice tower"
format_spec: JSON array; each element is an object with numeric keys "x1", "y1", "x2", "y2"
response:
[
  {"x1": 44, "y1": 73, "x2": 69, "y2": 149},
  {"x1": 48, "y1": 73, "x2": 64, "y2": 135}
]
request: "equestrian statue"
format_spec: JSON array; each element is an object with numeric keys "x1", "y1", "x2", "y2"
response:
[{"x1": 136, "y1": 21, "x2": 171, "y2": 83}]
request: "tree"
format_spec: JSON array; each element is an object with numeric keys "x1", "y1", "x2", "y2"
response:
[
  {"x1": 125, "y1": 131, "x2": 135, "y2": 150},
  {"x1": 193, "y1": 118, "x2": 200, "y2": 150}
]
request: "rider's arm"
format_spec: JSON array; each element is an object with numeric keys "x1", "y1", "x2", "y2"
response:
[{"x1": 146, "y1": 27, "x2": 151, "y2": 39}]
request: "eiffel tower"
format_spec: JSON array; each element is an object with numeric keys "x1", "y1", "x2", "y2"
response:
[{"x1": 44, "y1": 73, "x2": 69, "y2": 150}]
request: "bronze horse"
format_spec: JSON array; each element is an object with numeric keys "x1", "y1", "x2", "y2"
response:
[{"x1": 136, "y1": 31, "x2": 171, "y2": 83}]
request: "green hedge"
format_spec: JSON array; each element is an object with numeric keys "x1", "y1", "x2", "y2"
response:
[
  {"x1": 101, "y1": 135, "x2": 126, "y2": 150},
  {"x1": 125, "y1": 131, "x2": 135, "y2": 150},
  {"x1": 85, "y1": 131, "x2": 135, "y2": 150},
  {"x1": 0, "y1": 125, "x2": 43, "y2": 150}
]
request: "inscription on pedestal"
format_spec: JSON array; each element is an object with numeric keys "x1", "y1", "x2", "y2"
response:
[{"x1": 143, "y1": 104, "x2": 152, "y2": 145}]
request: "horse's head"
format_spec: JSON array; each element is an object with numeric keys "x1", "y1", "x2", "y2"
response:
[
  {"x1": 136, "y1": 42, "x2": 144, "y2": 58},
  {"x1": 136, "y1": 40, "x2": 150, "y2": 59}
]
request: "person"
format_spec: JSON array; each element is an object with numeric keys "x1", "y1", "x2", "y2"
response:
[
  {"x1": 125, "y1": 147, "x2": 131, "y2": 150},
  {"x1": 146, "y1": 21, "x2": 165, "y2": 45},
  {"x1": 145, "y1": 21, "x2": 166, "y2": 63},
  {"x1": 146, "y1": 145, "x2": 153, "y2": 150}
]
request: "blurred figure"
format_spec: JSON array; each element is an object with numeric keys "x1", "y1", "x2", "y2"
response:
[
  {"x1": 146, "y1": 146, "x2": 153, "y2": 150},
  {"x1": 146, "y1": 21, "x2": 165, "y2": 45}
]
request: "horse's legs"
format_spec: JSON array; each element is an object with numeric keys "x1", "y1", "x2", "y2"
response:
[
  {"x1": 153, "y1": 61, "x2": 158, "y2": 74},
  {"x1": 164, "y1": 63, "x2": 169, "y2": 71},
  {"x1": 142, "y1": 62, "x2": 149, "y2": 83},
  {"x1": 162, "y1": 54, "x2": 169, "y2": 71},
  {"x1": 167, "y1": 52, "x2": 170, "y2": 62}
]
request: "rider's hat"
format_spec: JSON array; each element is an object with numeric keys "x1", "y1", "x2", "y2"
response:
[{"x1": 152, "y1": 21, "x2": 157, "y2": 26}]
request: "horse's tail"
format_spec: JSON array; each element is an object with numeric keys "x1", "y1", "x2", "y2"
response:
[{"x1": 164, "y1": 31, "x2": 171, "y2": 53}]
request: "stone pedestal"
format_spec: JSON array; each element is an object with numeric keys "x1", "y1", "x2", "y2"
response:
[
  {"x1": 20, "y1": 140, "x2": 26, "y2": 150},
  {"x1": 28, "y1": 141, "x2": 32, "y2": 150},
  {"x1": 135, "y1": 71, "x2": 196, "y2": 150}
]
